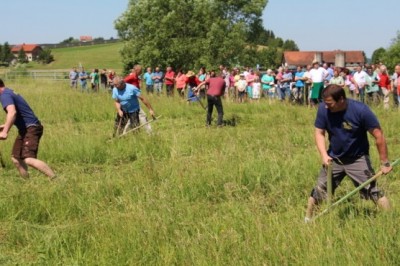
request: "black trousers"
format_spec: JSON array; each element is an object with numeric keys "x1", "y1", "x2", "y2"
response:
[
  {"x1": 114, "y1": 111, "x2": 140, "y2": 136},
  {"x1": 206, "y1": 95, "x2": 224, "y2": 126}
]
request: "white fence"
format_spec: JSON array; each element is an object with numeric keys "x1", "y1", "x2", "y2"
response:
[{"x1": 0, "y1": 70, "x2": 69, "y2": 81}]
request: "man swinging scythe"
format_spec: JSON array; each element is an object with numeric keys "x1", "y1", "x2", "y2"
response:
[{"x1": 112, "y1": 76, "x2": 155, "y2": 137}]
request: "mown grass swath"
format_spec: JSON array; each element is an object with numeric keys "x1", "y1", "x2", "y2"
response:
[{"x1": 0, "y1": 78, "x2": 399, "y2": 264}]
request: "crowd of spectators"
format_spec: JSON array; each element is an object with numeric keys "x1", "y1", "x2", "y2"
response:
[{"x1": 69, "y1": 62, "x2": 400, "y2": 109}]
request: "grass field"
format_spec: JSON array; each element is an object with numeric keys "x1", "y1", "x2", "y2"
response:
[
  {"x1": 0, "y1": 78, "x2": 399, "y2": 264},
  {"x1": 26, "y1": 42, "x2": 124, "y2": 71}
]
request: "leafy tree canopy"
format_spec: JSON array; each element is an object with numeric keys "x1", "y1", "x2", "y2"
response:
[
  {"x1": 382, "y1": 31, "x2": 400, "y2": 71},
  {"x1": 115, "y1": 0, "x2": 277, "y2": 72}
]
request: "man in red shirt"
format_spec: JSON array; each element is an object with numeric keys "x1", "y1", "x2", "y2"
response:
[
  {"x1": 124, "y1": 65, "x2": 142, "y2": 89},
  {"x1": 197, "y1": 70, "x2": 226, "y2": 127},
  {"x1": 164, "y1": 66, "x2": 175, "y2": 97}
]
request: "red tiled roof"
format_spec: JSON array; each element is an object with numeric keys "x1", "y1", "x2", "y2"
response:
[
  {"x1": 11, "y1": 44, "x2": 41, "y2": 53},
  {"x1": 284, "y1": 50, "x2": 365, "y2": 66}
]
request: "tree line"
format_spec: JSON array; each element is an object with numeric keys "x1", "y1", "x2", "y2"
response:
[
  {"x1": 114, "y1": 0, "x2": 299, "y2": 74},
  {"x1": 371, "y1": 31, "x2": 400, "y2": 71}
]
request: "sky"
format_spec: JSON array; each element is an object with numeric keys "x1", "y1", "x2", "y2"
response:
[
  {"x1": 1, "y1": 0, "x2": 398, "y2": 58},
  {"x1": 262, "y1": 0, "x2": 399, "y2": 58}
]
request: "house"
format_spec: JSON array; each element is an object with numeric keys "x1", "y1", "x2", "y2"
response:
[
  {"x1": 283, "y1": 50, "x2": 365, "y2": 69},
  {"x1": 11, "y1": 44, "x2": 43, "y2": 61},
  {"x1": 80, "y1": 36, "x2": 93, "y2": 42}
]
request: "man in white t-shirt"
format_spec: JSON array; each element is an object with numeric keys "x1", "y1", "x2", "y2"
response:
[{"x1": 352, "y1": 64, "x2": 368, "y2": 103}]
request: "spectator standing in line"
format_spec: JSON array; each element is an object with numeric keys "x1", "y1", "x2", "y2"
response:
[
  {"x1": 342, "y1": 68, "x2": 356, "y2": 99},
  {"x1": 252, "y1": 77, "x2": 261, "y2": 102},
  {"x1": 236, "y1": 74, "x2": 247, "y2": 103},
  {"x1": 100, "y1": 69, "x2": 108, "y2": 91},
  {"x1": 69, "y1": 67, "x2": 78, "y2": 89},
  {"x1": 377, "y1": 65, "x2": 391, "y2": 110},
  {"x1": 275, "y1": 67, "x2": 284, "y2": 100},
  {"x1": 329, "y1": 68, "x2": 344, "y2": 88},
  {"x1": 197, "y1": 67, "x2": 207, "y2": 99},
  {"x1": 261, "y1": 69, "x2": 275, "y2": 99},
  {"x1": 294, "y1": 66, "x2": 305, "y2": 104},
  {"x1": 391, "y1": 64, "x2": 400, "y2": 108},
  {"x1": 152, "y1": 66, "x2": 164, "y2": 96},
  {"x1": 309, "y1": 61, "x2": 326, "y2": 106},
  {"x1": 90, "y1": 69, "x2": 100, "y2": 92},
  {"x1": 124, "y1": 65, "x2": 142, "y2": 89},
  {"x1": 365, "y1": 66, "x2": 380, "y2": 105},
  {"x1": 280, "y1": 67, "x2": 292, "y2": 102},
  {"x1": 323, "y1": 63, "x2": 334, "y2": 85},
  {"x1": 107, "y1": 70, "x2": 116, "y2": 91},
  {"x1": 79, "y1": 67, "x2": 88, "y2": 92},
  {"x1": 352, "y1": 64, "x2": 368, "y2": 103},
  {"x1": 303, "y1": 65, "x2": 312, "y2": 105},
  {"x1": 175, "y1": 69, "x2": 187, "y2": 98},
  {"x1": 245, "y1": 69, "x2": 256, "y2": 101},
  {"x1": 229, "y1": 68, "x2": 238, "y2": 100},
  {"x1": 164, "y1": 66, "x2": 175, "y2": 97},
  {"x1": 143, "y1": 67, "x2": 154, "y2": 95}
]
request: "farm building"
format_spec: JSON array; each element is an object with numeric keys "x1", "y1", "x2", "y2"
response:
[
  {"x1": 283, "y1": 50, "x2": 366, "y2": 69},
  {"x1": 11, "y1": 44, "x2": 43, "y2": 61}
]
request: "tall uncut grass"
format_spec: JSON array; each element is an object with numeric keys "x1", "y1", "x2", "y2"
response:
[{"x1": 0, "y1": 79, "x2": 399, "y2": 265}]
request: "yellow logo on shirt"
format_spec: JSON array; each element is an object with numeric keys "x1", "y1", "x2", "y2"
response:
[{"x1": 342, "y1": 121, "x2": 352, "y2": 130}]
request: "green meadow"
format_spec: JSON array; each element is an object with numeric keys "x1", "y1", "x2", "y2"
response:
[
  {"x1": 27, "y1": 42, "x2": 124, "y2": 71},
  {"x1": 0, "y1": 77, "x2": 399, "y2": 265}
]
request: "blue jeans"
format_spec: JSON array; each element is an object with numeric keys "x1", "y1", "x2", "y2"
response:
[
  {"x1": 80, "y1": 80, "x2": 87, "y2": 92},
  {"x1": 279, "y1": 85, "x2": 290, "y2": 100},
  {"x1": 358, "y1": 87, "x2": 365, "y2": 103}
]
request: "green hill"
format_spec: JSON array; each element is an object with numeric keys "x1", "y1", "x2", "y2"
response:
[{"x1": 27, "y1": 42, "x2": 124, "y2": 71}]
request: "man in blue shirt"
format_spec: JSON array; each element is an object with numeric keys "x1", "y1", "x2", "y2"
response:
[
  {"x1": 294, "y1": 66, "x2": 305, "y2": 104},
  {"x1": 69, "y1": 67, "x2": 78, "y2": 88},
  {"x1": 152, "y1": 67, "x2": 164, "y2": 96},
  {"x1": 143, "y1": 67, "x2": 154, "y2": 95},
  {"x1": 79, "y1": 67, "x2": 88, "y2": 92},
  {"x1": 305, "y1": 84, "x2": 392, "y2": 222},
  {"x1": 112, "y1": 76, "x2": 155, "y2": 136},
  {"x1": 0, "y1": 79, "x2": 56, "y2": 180}
]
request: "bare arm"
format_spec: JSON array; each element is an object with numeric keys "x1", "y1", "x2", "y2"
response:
[
  {"x1": 114, "y1": 101, "x2": 123, "y2": 117},
  {"x1": 0, "y1": 104, "x2": 17, "y2": 140},
  {"x1": 369, "y1": 127, "x2": 392, "y2": 174},
  {"x1": 138, "y1": 95, "x2": 155, "y2": 118},
  {"x1": 315, "y1": 127, "x2": 331, "y2": 166}
]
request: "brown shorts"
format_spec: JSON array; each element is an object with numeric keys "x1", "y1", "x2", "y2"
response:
[{"x1": 12, "y1": 125, "x2": 43, "y2": 160}]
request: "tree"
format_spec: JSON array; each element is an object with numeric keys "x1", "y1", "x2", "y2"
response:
[
  {"x1": 115, "y1": 0, "x2": 268, "y2": 72},
  {"x1": 60, "y1": 37, "x2": 78, "y2": 44},
  {"x1": 267, "y1": 37, "x2": 284, "y2": 48},
  {"x1": 371, "y1": 47, "x2": 386, "y2": 64},
  {"x1": 1, "y1": 42, "x2": 14, "y2": 65},
  {"x1": 282, "y1": 39, "x2": 299, "y2": 51},
  {"x1": 36, "y1": 48, "x2": 54, "y2": 64},
  {"x1": 17, "y1": 48, "x2": 28, "y2": 63},
  {"x1": 383, "y1": 31, "x2": 400, "y2": 71}
]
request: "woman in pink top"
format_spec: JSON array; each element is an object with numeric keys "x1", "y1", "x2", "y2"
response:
[
  {"x1": 175, "y1": 69, "x2": 188, "y2": 98},
  {"x1": 246, "y1": 69, "x2": 256, "y2": 100}
]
